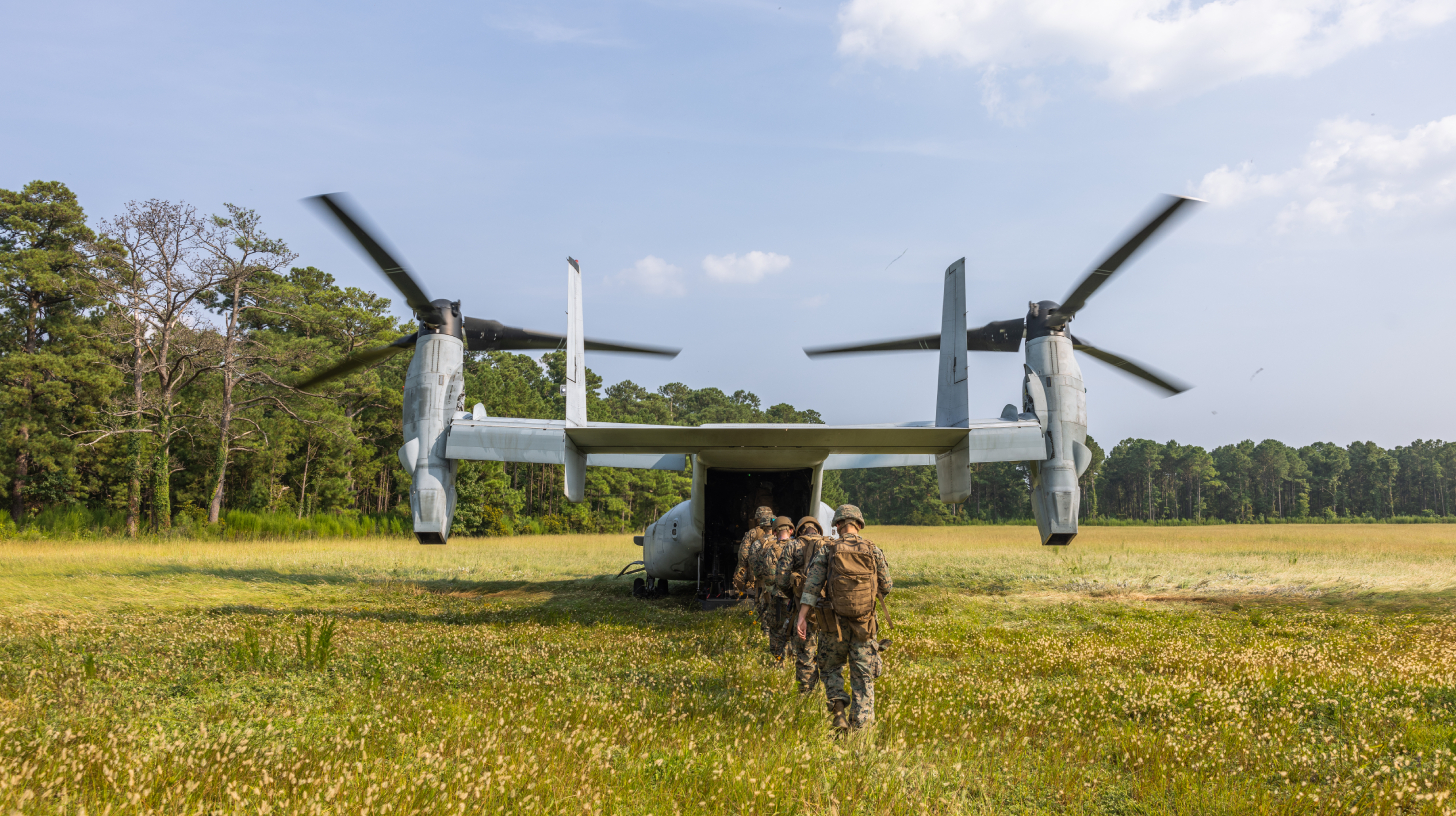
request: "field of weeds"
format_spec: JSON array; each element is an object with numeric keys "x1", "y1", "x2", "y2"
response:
[{"x1": 3, "y1": 525, "x2": 1456, "y2": 815}]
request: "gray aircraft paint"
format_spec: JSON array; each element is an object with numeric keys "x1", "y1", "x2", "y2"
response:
[
  {"x1": 1023, "y1": 332, "x2": 1091, "y2": 546},
  {"x1": 400, "y1": 331, "x2": 465, "y2": 543}
]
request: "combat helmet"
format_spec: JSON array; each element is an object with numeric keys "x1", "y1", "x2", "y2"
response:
[
  {"x1": 796, "y1": 516, "x2": 823, "y2": 535},
  {"x1": 754, "y1": 506, "x2": 774, "y2": 527},
  {"x1": 832, "y1": 504, "x2": 865, "y2": 530},
  {"x1": 773, "y1": 515, "x2": 794, "y2": 531}
]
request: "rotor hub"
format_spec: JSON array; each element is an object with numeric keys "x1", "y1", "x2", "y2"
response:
[
  {"x1": 1025, "y1": 300, "x2": 1069, "y2": 340},
  {"x1": 418, "y1": 299, "x2": 465, "y2": 340}
]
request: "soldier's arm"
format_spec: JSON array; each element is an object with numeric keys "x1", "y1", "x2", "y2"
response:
[
  {"x1": 799, "y1": 546, "x2": 829, "y2": 607},
  {"x1": 874, "y1": 546, "x2": 893, "y2": 596}
]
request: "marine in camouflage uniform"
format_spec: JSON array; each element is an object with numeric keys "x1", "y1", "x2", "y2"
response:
[
  {"x1": 749, "y1": 516, "x2": 795, "y2": 660},
  {"x1": 776, "y1": 515, "x2": 828, "y2": 693},
  {"x1": 733, "y1": 506, "x2": 775, "y2": 594},
  {"x1": 796, "y1": 504, "x2": 892, "y2": 731}
]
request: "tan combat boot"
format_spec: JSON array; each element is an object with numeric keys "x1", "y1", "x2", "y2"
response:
[{"x1": 828, "y1": 701, "x2": 849, "y2": 733}]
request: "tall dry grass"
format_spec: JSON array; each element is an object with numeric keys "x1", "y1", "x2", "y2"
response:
[{"x1": 2, "y1": 525, "x2": 1455, "y2": 814}]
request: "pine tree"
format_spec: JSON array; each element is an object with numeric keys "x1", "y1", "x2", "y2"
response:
[{"x1": 0, "y1": 181, "x2": 115, "y2": 522}]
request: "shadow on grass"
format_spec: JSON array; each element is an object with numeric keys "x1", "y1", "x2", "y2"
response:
[
  {"x1": 199, "y1": 572, "x2": 711, "y2": 630},
  {"x1": 126, "y1": 563, "x2": 629, "y2": 594},
  {"x1": 1141, "y1": 587, "x2": 1456, "y2": 615}
]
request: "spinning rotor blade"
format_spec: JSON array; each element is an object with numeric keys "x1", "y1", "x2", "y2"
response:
[
  {"x1": 297, "y1": 332, "x2": 419, "y2": 390},
  {"x1": 307, "y1": 194, "x2": 434, "y2": 314},
  {"x1": 1070, "y1": 334, "x2": 1190, "y2": 396},
  {"x1": 967, "y1": 318, "x2": 1025, "y2": 352},
  {"x1": 1056, "y1": 195, "x2": 1202, "y2": 319},
  {"x1": 803, "y1": 318, "x2": 1024, "y2": 358},
  {"x1": 463, "y1": 317, "x2": 679, "y2": 357},
  {"x1": 804, "y1": 333, "x2": 938, "y2": 357}
]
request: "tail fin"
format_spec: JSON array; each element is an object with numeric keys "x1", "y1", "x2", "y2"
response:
[
  {"x1": 935, "y1": 258, "x2": 969, "y2": 429},
  {"x1": 565, "y1": 257, "x2": 586, "y2": 428},
  {"x1": 563, "y1": 258, "x2": 586, "y2": 502}
]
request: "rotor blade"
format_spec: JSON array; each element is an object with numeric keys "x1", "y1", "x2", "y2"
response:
[
  {"x1": 967, "y1": 318, "x2": 1025, "y2": 352},
  {"x1": 1056, "y1": 194, "x2": 1203, "y2": 319},
  {"x1": 462, "y1": 316, "x2": 679, "y2": 357},
  {"x1": 1070, "y1": 334, "x2": 1190, "y2": 396},
  {"x1": 297, "y1": 332, "x2": 418, "y2": 390},
  {"x1": 804, "y1": 333, "x2": 939, "y2": 357},
  {"x1": 306, "y1": 193, "x2": 434, "y2": 314},
  {"x1": 804, "y1": 318, "x2": 1024, "y2": 358}
]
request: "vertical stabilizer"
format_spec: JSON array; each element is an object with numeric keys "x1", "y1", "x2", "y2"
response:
[
  {"x1": 935, "y1": 258, "x2": 969, "y2": 429},
  {"x1": 562, "y1": 258, "x2": 587, "y2": 501},
  {"x1": 565, "y1": 257, "x2": 586, "y2": 428}
]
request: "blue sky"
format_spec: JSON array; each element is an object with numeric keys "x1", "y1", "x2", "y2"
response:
[{"x1": 5, "y1": 0, "x2": 1455, "y2": 449}]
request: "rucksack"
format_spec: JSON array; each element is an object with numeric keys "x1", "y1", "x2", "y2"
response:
[
  {"x1": 753, "y1": 537, "x2": 786, "y2": 589},
  {"x1": 827, "y1": 537, "x2": 879, "y2": 640},
  {"x1": 789, "y1": 536, "x2": 824, "y2": 601}
]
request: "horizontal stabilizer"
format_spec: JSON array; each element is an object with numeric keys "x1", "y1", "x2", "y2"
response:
[
  {"x1": 447, "y1": 417, "x2": 1045, "y2": 461},
  {"x1": 823, "y1": 454, "x2": 936, "y2": 470}
]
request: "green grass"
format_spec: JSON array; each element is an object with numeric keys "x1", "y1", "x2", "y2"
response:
[{"x1": 3, "y1": 525, "x2": 1456, "y2": 814}]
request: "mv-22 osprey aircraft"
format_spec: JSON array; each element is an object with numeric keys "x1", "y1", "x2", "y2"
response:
[{"x1": 302, "y1": 193, "x2": 1199, "y2": 606}]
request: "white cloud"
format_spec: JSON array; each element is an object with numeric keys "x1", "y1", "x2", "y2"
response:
[
  {"x1": 702, "y1": 251, "x2": 792, "y2": 283},
  {"x1": 615, "y1": 256, "x2": 686, "y2": 296},
  {"x1": 837, "y1": 0, "x2": 1456, "y2": 101},
  {"x1": 1196, "y1": 114, "x2": 1456, "y2": 230}
]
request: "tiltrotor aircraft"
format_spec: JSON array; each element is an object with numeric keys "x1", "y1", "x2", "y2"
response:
[
  {"x1": 300, "y1": 193, "x2": 1197, "y2": 605},
  {"x1": 805, "y1": 194, "x2": 1201, "y2": 545}
]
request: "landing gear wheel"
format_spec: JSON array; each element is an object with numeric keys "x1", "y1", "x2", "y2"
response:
[
  {"x1": 654, "y1": 579, "x2": 670, "y2": 598},
  {"x1": 632, "y1": 578, "x2": 646, "y2": 598}
]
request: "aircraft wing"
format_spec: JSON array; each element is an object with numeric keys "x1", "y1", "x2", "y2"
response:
[{"x1": 445, "y1": 417, "x2": 1045, "y2": 468}]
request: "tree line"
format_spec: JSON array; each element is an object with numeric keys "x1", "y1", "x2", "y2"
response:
[
  {"x1": 3, "y1": 180, "x2": 1451, "y2": 537},
  {"x1": 844, "y1": 435, "x2": 1456, "y2": 525},
  {"x1": 0, "y1": 181, "x2": 825, "y2": 537}
]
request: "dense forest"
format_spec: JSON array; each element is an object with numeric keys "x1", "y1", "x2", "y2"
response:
[{"x1": 2, "y1": 181, "x2": 1452, "y2": 537}]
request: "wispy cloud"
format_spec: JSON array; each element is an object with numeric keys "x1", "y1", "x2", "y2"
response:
[
  {"x1": 614, "y1": 255, "x2": 686, "y2": 296},
  {"x1": 491, "y1": 16, "x2": 626, "y2": 46},
  {"x1": 1196, "y1": 114, "x2": 1456, "y2": 231},
  {"x1": 702, "y1": 251, "x2": 792, "y2": 283},
  {"x1": 978, "y1": 66, "x2": 1049, "y2": 125}
]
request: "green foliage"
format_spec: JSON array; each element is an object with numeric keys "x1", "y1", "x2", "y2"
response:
[
  {"x1": 295, "y1": 619, "x2": 336, "y2": 671},
  {"x1": 0, "y1": 181, "x2": 117, "y2": 523},
  {"x1": 1095, "y1": 437, "x2": 1456, "y2": 522}
]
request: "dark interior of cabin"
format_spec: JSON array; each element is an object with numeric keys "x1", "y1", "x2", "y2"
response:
[{"x1": 699, "y1": 468, "x2": 813, "y2": 595}]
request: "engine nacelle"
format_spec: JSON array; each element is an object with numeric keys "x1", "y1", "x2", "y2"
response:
[
  {"x1": 401, "y1": 332, "x2": 465, "y2": 543},
  {"x1": 1025, "y1": 333, "x2": 1090, "y2": 546}
]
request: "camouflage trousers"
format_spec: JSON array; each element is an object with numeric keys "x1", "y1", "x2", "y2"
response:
[
  {"x1": 818, "y1": 634, "x2": 882, "y2": 729},
  {"x1": 757, "y1": 594, "x2": 790, "y2": 659},
  {"x1": 789, "y1": 630, "x2": 819, "y2": 693}
]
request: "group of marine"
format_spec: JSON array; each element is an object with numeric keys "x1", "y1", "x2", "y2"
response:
[{"x1": 732, "y1": 503, "x2": 893, "y2": 733}]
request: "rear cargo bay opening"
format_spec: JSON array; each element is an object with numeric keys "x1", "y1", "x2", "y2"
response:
[{"x1": 697, "y1": 467, "x2": 813, "y2": 608}]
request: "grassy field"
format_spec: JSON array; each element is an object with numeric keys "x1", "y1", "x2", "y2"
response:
[{"x1": 3, "y1": 525, "x2": 1456, "y2": 815}]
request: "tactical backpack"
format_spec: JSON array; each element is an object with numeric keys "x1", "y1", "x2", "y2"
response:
[
  {"x1": 789, "y1": 536, "x2": 824, "y2": 601},
  {"x1": 753, "y1": 537, "x2": 786, "y2": 595},
  {"x1": 790, "y1": 536, "x2": 830, "y2": 633},
  {"x1": 737, "y1": 527, "x2": 768, "y2": 590},
  {"x1": 827, "y1": 537, "x2": 880, "y2": 641}
]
